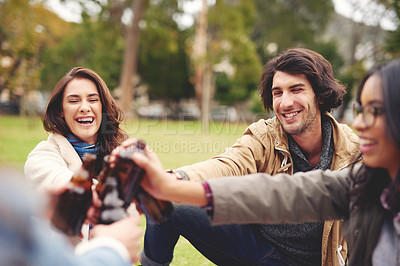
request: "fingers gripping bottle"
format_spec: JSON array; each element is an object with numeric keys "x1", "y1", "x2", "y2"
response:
[
  {"x1": 96, "y1": 155, "x2": 127, "y2": 224},
  {"x1": 98, "y1": 140, "x2": 174, "y2": 223},
  {"x1": 51, "y1": 153, "x2": 96, "y2": 235}
]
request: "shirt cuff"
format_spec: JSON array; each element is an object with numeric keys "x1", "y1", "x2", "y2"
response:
[
  {"x1": 201, "y1": 182, "x2": 214, "y2": 218},
  {"x1": 75, "y1": 236, "x2": 131, "y2": 263}
]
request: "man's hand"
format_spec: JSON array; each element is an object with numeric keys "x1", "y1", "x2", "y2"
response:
[{"x1": 109, "y1": 138, "x2": 175, "y2": 201}]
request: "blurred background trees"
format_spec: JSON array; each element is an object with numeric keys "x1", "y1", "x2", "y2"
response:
[{"x1": 0, "y1": 0, "x2": 399, "y2": 122}]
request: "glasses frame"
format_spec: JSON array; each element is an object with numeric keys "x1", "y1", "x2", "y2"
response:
[{"x1": 353, "y1": 102, "x2": 384, "y2": 128}]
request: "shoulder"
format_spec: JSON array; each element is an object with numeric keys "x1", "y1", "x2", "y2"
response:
[
  {"x1": 28, "y1": 133, "x2": 71, "y2": 156},
  {"x1": 326, "y1": 113, "x2": 359, "y2": 145},
  {"x1": 28, "y1": 134, "x2": 60, "y2": 156},
  {"x1": 244, "y1": 116, "x2": 286, "y2": 148},
  {"x1": 24, "y1": 133, "x2": 81, "y2": 185},
  {"x1": 246, "y1": 117, "x2": 282, "y2": 139},
  {"x1": 38, "y1": 133, "x2": 80, "y2": 165}
]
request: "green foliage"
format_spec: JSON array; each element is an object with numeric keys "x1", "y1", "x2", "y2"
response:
[
  {"x1": 385, "y1": 29, "x2": 400, "y2": 57},
  {"x1": 3, "y1": 0, "x2": 383, "y2": 118},
  {"x1": 252, "y1": 0, "x2": 335, "y2": 62},
  {"x1": 376, "y1": 0, "x2": 400, "y2": 56},
  {"x1": 40, "y1": 17, "x2": 124, "y2": 92},
  {"x1": 384, "y1": 0, "x2": 400, "y2": 57},
  {"x1": 139, "y1": 0, "x2": 194, "y2": 101},
  {"x1": 312, "y1": 40, "x2": 345, "y2": 76},
  {"x1": 0, "y1": 0, "x2": 71, "y2": 94},
  {"x1": 250, "y1": 89, "x2": 265, "y2": 114},
  {"x1": 208, "y1": 0, "x2": 262, "y2": 105}
]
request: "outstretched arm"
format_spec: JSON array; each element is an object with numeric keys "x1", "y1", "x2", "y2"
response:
[
  {"x1": 110, "y1": 138, "x2": 208, "y2": 206},
  {"x1": 131, "y1": 143, "x2": 208, "y2": 206}
]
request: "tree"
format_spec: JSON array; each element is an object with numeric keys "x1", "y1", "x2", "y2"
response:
[
  {"x1": 0, "y1": 0, "x2": 73, "y2": 114},
  {"x1": 40, "y1": 0, "x2": 131, "y2": 93},
  {"x1": 191, "y1": 0, "x2": 209, "y2": 128},
  {"x1": 119, "y1": 0, "x2": 147, "y2": 116},
  {"x1": 138, "y1": 0, "x2": 193, "y2": 102},
  {"x1": 379, "y1": 0, "x2": 400, "y2": 56},
  {"x1": 207, "y1": 0, "x2": 262, "y2": 105},
  {"x1": 251, "y1": 0, "x2": 335, "y2": 62}
]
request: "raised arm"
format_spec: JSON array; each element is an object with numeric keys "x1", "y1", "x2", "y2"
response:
[
  {"x1": 129, "y1": 139, "x2": 353, "y2": 226},
  {"x1": 130, "y1": 145, "x2": 208, "y2": 206}
]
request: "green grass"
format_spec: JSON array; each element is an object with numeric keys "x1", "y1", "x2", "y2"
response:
[{"x1": 0, "y1": 114, "x2": 249, "y2": 265}]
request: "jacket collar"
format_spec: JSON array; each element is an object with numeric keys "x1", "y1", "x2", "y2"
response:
[{"x1": 247, "y1": 112, "x2": 360, "y2": 170}]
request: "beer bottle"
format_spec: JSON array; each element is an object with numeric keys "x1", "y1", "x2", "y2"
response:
[
  {"x1": 136, "y1": 187, "x2": 174, "y2": 223},
  {"x1": 111, "y1": 140, "x2": 174, "y2": 223},
  {"x1": 51, "y1": 153, "x2": 96, "y2": 235},
  {"x1": 96, "y1": 155, "x2": 127, "y2": 224}
]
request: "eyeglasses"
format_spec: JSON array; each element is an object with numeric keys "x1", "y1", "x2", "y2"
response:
[{"x1": 353, "y1": 102, "x2": 384, "y2": 128}]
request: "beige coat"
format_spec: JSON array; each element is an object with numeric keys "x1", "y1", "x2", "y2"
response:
[
  {"x1": 179, "y1": 113, "x2": 360, "y2": 266},
  {"x1": 24, "y1": 133, "x2": 81, "y2": 187},
  {"x1": 24, "y1": 133, "x2": 87, "y2": 245}
]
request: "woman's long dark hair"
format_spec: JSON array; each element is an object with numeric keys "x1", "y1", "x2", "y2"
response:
[
  {"x1": 351, "y1": 59, "x2": 400, "y2": 209},
  {"x1": 43, "y1": 67, "x2": 127, "y2": 174}
]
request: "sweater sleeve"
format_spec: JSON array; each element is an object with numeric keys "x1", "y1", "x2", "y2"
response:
[
  {"x1": 24, "y1": 139, "x2": 77, "y2": 187},
  {"x1": 207, "y1": 167, "x2": 354, "y2": 225}
]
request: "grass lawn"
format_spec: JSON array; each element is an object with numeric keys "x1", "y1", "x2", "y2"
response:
[{"x1": 0, "y1": 114, "x2": 250, "y2": 265}]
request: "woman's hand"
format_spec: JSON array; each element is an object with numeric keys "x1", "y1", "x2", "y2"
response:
[
  {"x1": 40, "y1": 183, "x2": 103, "y2": 227},
  {"x1": 89, "y1": 214, "x2": 142, "y2": 263},
  {"x1": 85, "y1": 185, "x2": 102, "y2": 225},
  {"x1": 38, "y1": 185, "x2": 68, "y2": 221}
]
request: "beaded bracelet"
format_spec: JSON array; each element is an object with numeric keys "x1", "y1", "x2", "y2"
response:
[{"x1": 201, "y1": 182, "x2": 214, "y2": 218}]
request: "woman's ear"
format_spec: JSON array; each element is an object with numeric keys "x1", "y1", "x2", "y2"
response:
[{"x1": 59, "y1": 111, "x2": 64, "y2": 118}]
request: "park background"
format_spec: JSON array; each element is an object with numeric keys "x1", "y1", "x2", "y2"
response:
[{"x1": 0, "y1": 0, "x2": 399, "y2": 264}]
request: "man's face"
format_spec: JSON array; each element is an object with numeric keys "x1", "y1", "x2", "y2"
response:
[{"x1": 272, "y1": 71, "x2": 321, "y2": 135}]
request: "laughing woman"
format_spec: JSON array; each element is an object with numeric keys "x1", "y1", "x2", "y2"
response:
[
  {"x1": 129, "y1": 59, "x2": 400, "y2": 265},
  {"x1": 25, "y1": 67, "x2": 126, "y2": 186}
]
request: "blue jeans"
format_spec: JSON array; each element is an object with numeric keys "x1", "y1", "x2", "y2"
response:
[{"x1": 141, "y1": 204, "x2": 291, "y2": 266}]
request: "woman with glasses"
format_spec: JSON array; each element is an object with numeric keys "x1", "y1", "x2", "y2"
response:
[{"x1": 121, "y1": 58, "x2": 400, "y2": 265}]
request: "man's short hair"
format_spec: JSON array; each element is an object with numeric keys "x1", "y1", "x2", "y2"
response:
[{"x1": 259, "y1": 48, "x2": 346, "y2": 113}]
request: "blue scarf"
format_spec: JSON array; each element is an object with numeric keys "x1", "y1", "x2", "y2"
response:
[{"x1": 67, "y1": 134, "x2": 100, "y2": 160}]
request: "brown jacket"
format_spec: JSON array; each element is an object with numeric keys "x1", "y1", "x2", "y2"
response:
[{"x1": 179, "y1": 112, "x2": 360, "y2": 266}]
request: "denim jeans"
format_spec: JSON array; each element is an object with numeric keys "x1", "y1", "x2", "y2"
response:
[{"x1": 141, "y1": 204, "x2": 291, "y2": 266}]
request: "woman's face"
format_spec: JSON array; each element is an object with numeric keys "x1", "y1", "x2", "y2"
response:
[
  {"x1": 352, "y1": 74, "x2": 400, "y2": 179},
  {"x1": 62, "y1": 78, "x2": 102, "y2": 145}
]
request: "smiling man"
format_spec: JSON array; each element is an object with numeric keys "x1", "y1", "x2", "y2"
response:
[{"x1": 141, "y1": 48, "x2": 360, "y2": 266}]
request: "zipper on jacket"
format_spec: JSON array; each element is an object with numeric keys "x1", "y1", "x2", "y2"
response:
[
  {"x1": 336, "y1": 245, "x2": 345, "y2": 266},
  {"x1": 275, "y1": 142, "x2": 292, "y2": 173}
]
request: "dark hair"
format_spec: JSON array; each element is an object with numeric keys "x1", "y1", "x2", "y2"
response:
[
  {"x1": 259, "y1": 48, "x2": 346, "y2": 113},
  {"x1": 351, "y1": 59, "x2": 400, "y2": 209},
  {"x1": 43, "y1": 67, "x2": 127, "y2": 170}
]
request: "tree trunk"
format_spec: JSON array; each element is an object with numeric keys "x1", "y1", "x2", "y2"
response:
[
  {"x1": 119, "y1": 0, "x2": 146, "y2": 117},
  {"x1": 192, "y1": 0, "x2": 208, "y2": 130}
]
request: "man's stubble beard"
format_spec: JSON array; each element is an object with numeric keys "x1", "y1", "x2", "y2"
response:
[{"x1": 281, "y1": 102, "x2": 320, "y2": 136}]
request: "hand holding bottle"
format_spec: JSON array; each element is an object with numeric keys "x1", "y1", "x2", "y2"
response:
[{"x1": 89, "y1": 214, "x2": 143, "y2": 263}]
